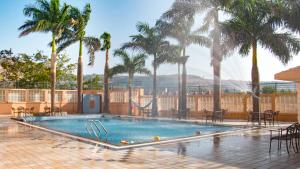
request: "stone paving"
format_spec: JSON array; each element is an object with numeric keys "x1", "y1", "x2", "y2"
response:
[{"x1": 0, "y1": 116, "x2": 299, "y2": 169}]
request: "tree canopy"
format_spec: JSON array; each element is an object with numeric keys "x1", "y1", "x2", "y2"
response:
[{"x1": 0, "y1": 49, "x2": 76, "y2": 88}]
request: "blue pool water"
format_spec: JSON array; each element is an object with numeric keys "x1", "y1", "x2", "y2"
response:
[{"x1": 30, "y1": 115, "x2": 239, "y2": 146}]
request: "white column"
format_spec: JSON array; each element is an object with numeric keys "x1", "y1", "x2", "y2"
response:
[{"x1": 297, "y1": 83, "x2": 300, "y2": 122}]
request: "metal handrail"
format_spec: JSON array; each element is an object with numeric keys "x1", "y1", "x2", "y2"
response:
[
  {"x1": 85, "y1": 119, "x2": 108, "y2": 141},
  {"x1": 85, "y1": 122, "x2": 101, "y2": 141}
]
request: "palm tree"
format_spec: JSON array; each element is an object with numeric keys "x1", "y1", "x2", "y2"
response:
[
  {"x1": 276, "y1": 0, "x2": 300, "y2": 34},
  {"x1": 122, "y1": 22, "x2": 170, "y2": 117},
  {"x1": 19, "y1": 0, "x2": 70, "y2": 112},
  {"x1": 100, "y1": 32, "x2": 111, "y2": 113},
  {"x1": 110, "y1": 49, "x2": 151, "y2": 115},
  {"x1": 56, "y1": 4, "x2": 100, "y2": 113},
  {"x1": 158, "y1": 8, "x2": 210, "y2": 118},
  {"x1": 222, "y1": 0, "x2": 300, "y2": 120},
  {"x1": 161, "y1": 0, "x2": 230, "y2": 116}
]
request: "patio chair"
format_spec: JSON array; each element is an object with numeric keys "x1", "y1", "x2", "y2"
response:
[
  {"x1": 248, "y1": 111, "x2": 263, "y2": 125},
  {"x1": 273, "y1": 111, "x2": 280, "y2": 126},
  {"x1": 54, "y1": 107, "x2": 62, "y2": 116},
  {"x1": 264, "y1": 110, "x2": 274, "y2": 126},
  {"x1": 11, "y1": 107, "x2": 17, "y2": 118},
  {"x1": 269, "y1": 123, "x2": 297, "y2": 154},
  {"x1": 44, "y1": 106, "x2": 51, "y2": 116},
  {"x1": 203, "y1": 109, "x2": 213, "y2": 123},
  {"x1": 293, "y1": 123, "x2": 300, "y2": 152},
  {"x1": 24, "y1": 107, "x2": 34, "y2": 117},
  {"x1": 214, "y1": 109, "x2": 227, "y2": 122},
  {"x1": 170, "y1": 108, "x2": 179, "y2": 119},
  {"x1": 17, "y1": 106, "x2": 25, "y2": 118}
]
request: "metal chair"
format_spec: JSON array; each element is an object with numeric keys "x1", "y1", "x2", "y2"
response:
[
  {"x1": 264, "y1": 110, "x2": 274, "y2": 126},
  {"x1": 269, "y1": 123, "x2": 297, "y2": 154},
  {"x1": 203, "y1": 109, "x2": 213, "y2": 123},
  {"x1": 17, "y1": 106, "x2": 25, "y2": 118},
  {"x1": 44, "y1": 106, "x2": 51, "y2": 116}
]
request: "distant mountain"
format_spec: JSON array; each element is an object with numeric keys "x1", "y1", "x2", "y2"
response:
[
  {"x1": 84, "y1": 74, "x2": 250, "y2": 93},
  {"x1": 83, "y1": 74, "x2": 296, "y2": 94}
]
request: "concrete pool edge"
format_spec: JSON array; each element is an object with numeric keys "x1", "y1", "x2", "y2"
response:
[{"x1": 16, "y1": 120, "x2": 259, "y2": 150}]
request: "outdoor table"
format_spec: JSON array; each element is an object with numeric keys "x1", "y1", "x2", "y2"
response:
[
  {"x1": 213, "y1": 110, "x2": 225, "y2": 122},
  {"x1": 250, "y1": 111, "x2": 276, "y2": 126},
  {"x1": 249, "y1": 112, "x2": 265, "y2": 125},
  {"x1": 60, "y1": 112, "x2": 68, "y2": 116}
]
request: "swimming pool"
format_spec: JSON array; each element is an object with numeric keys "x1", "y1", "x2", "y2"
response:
[{"x1": 26, "y1": 115, "x2": 240, "y2": 146}]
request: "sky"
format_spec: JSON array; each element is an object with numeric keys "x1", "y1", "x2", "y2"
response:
[{"x1": 0, "y1": 0, "x2": 299, "y2": 82}]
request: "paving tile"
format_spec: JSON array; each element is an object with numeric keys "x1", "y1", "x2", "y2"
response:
[{"x1": 0, "y1": 117, "x2": 299, "y2": 168}]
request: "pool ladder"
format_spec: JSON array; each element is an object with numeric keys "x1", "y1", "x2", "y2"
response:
[{"x1": 85, "y1": 120, "x2": 108, "y2": 142}]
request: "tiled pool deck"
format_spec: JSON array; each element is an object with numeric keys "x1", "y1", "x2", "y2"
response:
[{"x1": 0, "y1": 116, "x2": 299, "y2": 169}]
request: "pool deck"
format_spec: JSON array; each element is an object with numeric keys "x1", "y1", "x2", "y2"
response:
[{"x1": 0, "y1": 116, "x2": 299, "y2": 169}]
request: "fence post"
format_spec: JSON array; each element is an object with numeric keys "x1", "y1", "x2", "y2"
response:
[
  {"x1": 194, "y1": 95, "x2": 199, "y2": 118},
  {"x1": 243, "y1": 94, "x2": 248, "y2": 120},
  {"x1": 137, "y1": 88, "x2": 142, "y2": 116},
  {"x1": 271, "y1": 93, "x2": 276, "y2": 112}
]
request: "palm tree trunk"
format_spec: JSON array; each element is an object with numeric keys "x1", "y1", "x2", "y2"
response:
[
  {"x1": 128, "y1": 73, "x2": 132, "y2": 116},
  {"x1": 152, "y1": 54, "x2": 158, "y2": 117},
  {"x1": 213, "y1": 59, "x2": 221, "y2": 113},
  {"x1": 50, "y1": 33, "x2": 57, "y2": 113},
  {"x1": 177, "y1": 62, "x2": 181, "y2": 115},
  {"x1": 212, "y1": 8, "x2": 222, "y2": 120},
  {"x1": 77, "y1": 39, "x2": 83, "y2": 113},
  {"x1": 251, "y1": 40, "x2": 260, "y2": 122},
  {"x1": 103, "y1": 49, "x2": 110, "y2": 113},
  {"x1": 181, "y1": 48, "x2": 187, "y2": 118}
]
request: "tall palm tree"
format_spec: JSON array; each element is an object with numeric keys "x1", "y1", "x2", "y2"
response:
[
  {"x1": 122, "y1": 22, "x2": 170, "y2": 117},
  {"x1": 19, "y1": 0, "x2": 70, "y2": 112},
  {"x1": 110, "y1": 49, "x2": 151, "y2": 115},
  {"x1": 161, "y1": 0, "x2": 230, "y2": 116},
  {"x1": 158, "y1": 8, "x2": 210, "y2": 118},
  {"x1": 100, "y1": 32, "x2": 111, "y2": 113},
  {"x1": 56, "y1": 4, "x2": 100, "y2": 113},
  {"x1": 222, "y1": 0, "x2": 300, "y2": 119}
]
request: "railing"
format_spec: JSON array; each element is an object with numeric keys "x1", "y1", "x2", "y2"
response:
[
  {"x1": 85, "y1": 119, "x2": 108, "y2": 141},
  {"x1": 139, "y1": 93, "x2": 297, "y2": 115}
]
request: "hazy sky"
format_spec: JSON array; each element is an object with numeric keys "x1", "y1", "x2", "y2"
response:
[{"x1": 0, "y1": 0, "x2": 299, "y2": 82}]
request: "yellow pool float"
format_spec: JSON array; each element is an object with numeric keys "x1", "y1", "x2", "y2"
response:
[
  {"x1": 120, "y1": 140, "x2": 129, "y2": 144},
  {"x1": 153, "y1": 136, "x2": 160, "y2": 142}
]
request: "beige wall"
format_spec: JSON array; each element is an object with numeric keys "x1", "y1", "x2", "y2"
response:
[
  {"x1": 297, "y1": 83, "x2": 300, "y2": 122},
  {"x1": 1, "y1": 88, "x2": 298, "y2": 122}
]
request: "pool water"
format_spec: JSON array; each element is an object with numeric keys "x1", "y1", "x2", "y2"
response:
[{"x1": 30, "y1": 116, "x2": 239, "y2": 146}]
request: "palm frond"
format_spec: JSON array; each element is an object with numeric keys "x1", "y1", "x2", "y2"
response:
[
  {"x1": 113, "y1": 49, "x2": 130, "y2": 66},
  {"x1": 57, "y1": 37, "x2": 77, "y2": 53},
  {"x1": 83, "y1": 36, "x2": 101, "y2": 66},
  {"x1": 100, "y1": 32, "x2": 111, "y2": 50},
  {"x1": 260, "y1": 32, "x2": 300, "y2": 64},
  {"x1": 110, "y1": 64, "x2": 127, "y2": 77},
  {"x1": 136, "y1": 68, "x2": 151, "y2": 75},
  {"x1": 188, "y1": 35, "x2": 211, "y2": 47}
]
